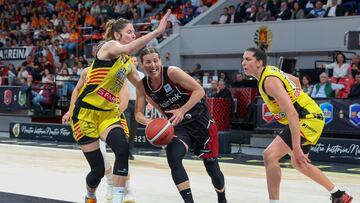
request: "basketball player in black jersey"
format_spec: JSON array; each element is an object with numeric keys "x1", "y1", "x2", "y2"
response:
[{"x1": 134, "y1": 47, "x2": 227, "y2": 203}]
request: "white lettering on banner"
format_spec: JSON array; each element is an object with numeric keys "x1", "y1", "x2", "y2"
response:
[
  {"x1": 310, "y1": 143, "x2": 360, "y2": 157},
  {"x1": 0, "y1": 48, "x2": 27, "y2": 60},
  {"x1": 20, "y1": 125, "x2": 71, "y2": 137}
]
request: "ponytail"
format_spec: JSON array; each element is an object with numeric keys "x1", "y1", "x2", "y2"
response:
[{"x1": 103, "y1": 18, "x2": 130, "y2": 40}]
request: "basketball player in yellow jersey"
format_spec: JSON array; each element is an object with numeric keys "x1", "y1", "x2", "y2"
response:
[
  {"x1": 242, "y1": 47, "x2": 352, "y2": 203},
  {"x1": 69, "y1": 10, "x2": 171, "y2": 203},
  {"x1": 62, "y1": 67, "x2": 135, "y2": 203}
]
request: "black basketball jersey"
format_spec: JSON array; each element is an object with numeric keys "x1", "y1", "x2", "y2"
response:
[{"x1": 142, "y1": 67, "x2": 207, "y2": 121}]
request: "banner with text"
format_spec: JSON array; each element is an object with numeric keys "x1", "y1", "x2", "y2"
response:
[
  {"x1": 0, "y1": 46, "x2": 33, "y2": 60},
  {"x1": 309, "y1": 138, "x2": 360, "y2": 164},
  {"x1": 9, "y1": 122, "x2": 75, "y2": 142}
]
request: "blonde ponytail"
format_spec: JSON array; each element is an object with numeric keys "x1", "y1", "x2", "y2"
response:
[{"x1": 103, "y1": 18, "x2": 130, "y2": 40}]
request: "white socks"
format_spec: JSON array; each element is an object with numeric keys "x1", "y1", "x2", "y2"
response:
[
  {"x1": 330, "y1": 186, "x2": 339, "y2": 194},
  {"x1": 87, "y1": 191, "x2": 96, "y2": 199},
  {"x1": 106, "y1": 172, "x2": 113, "y2": 185},
  {"x1": 112, "y1": 187, "x2": 125, "y2": 203},
  {"x1": 269, "y1": 200, "x2": 280, "y2": 203}
]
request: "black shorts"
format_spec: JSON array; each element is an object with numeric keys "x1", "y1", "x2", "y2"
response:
[
  {"x1": 279, "y1": 126, "x2": 312, "y2": 154},
  {"x1": 174, "y1": 111, "x2": 219, "y2": 159}
]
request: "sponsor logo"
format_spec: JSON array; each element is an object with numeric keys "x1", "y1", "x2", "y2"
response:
[
  {"x1": 160, "y1": 93, "x2": 181, "y2": 108},
  {"x1": 273, "y1": 112, "x2": 286, "y2": 120},
  {"x1": 302, "y1": 123, "x2": 317, "y2": 133},
  {"x1": 320, "y1": 103, "x2": 333, "y2": 125},
  {"x1": 4, "y1": 89, "x2": 12, "y2": 106},
  {"x1": 164, "y1": 83, "x2": 172, "y2": 93},
  {"x1": 96, "y1": 88, "x2": 116, "y2": 103},
  {"x1": 349, "y1": 104, "x2": 360, "y2": 127},
  {"x1": 12, "y1": 123, "x2": 20, "y2": 138},
  {"x1": 262, "y1": 103, "x2": 274, "y2": 122}
]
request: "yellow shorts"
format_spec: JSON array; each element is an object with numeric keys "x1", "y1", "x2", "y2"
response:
[
  {"x1": 299, "y1": 117, "x2": 325, "y2": 145},
  {"x1": 70, "y1": 105, "x2": 129, "y2": 143},
  {"x1": 280, "y1": 115, "x2": 324, "y2": 153}
]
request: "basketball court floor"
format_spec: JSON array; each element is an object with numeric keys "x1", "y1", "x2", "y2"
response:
[{"x1": 0, "y1": 141, "x2": 359, "y2": 203}]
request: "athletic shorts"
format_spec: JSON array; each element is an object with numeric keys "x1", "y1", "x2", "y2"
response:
[
  {"x1": 279, "y1": 116, "x2": 325, "y2": 154},
  {"x1": 175, "y1": 111, "x2": 219, "y2": 159},
  {"x1": 70, "y1": 104, "x2": 129, "y2": 145}
]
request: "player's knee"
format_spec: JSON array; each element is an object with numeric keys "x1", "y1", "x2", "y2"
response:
[
  {"x1": 203, "y1": 158, "x2": 224, "y2": 189},
  {"x1": 84, "y1": 149, "x2": 105, "y2": 188},
  {"x1": 106, "y1": 127, "x2": 129, "y2": 176},
  {"x1": 263, "y1": 149, "x2": 274, "y2": 166},
  {"x1": 166, "y1": 138, "x2": 186, "y2": 170}
]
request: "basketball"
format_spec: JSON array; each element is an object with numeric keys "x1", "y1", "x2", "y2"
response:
[{"x1": 145, "y1": 118, "x2": 174, "y2": 147}]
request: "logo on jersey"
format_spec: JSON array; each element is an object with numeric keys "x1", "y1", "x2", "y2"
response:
[
  {"x1": 349, "y1": 104, "x2": 360, "y2": 127},
  {"x1": 262, "y1": 103, "x2": 274, "y2": 123},
  {"x1": 160, "y1": 93, "x2": 181, "y2": 109},
  {"x1": 164, "y1": 83, "x2": 172, "y2": 93},
  {"x1": 320, "y1": 103, "x2": 333, "y2": 125}
]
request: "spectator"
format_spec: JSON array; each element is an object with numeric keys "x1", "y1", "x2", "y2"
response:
[
  {"x1": 234, "y1": 0, "x2": 248, "y2": 23},
  {"x1": 215, "y1": 80, "x2": 233, "y2": 99},
  {"x1": 349, "y1": 54, "x2": 360, "y2": 78},
  {"x1": 256, "y1": 6, "x2": 267, "y2": 21},
  {"x1": 218, "y1": 71, "x2": 231, "y2": 86},
  {"x1": 276, "y1": 2, "x2": 292, "y2": 20},
  {"x1": 311, "y1": 72, "x2": 344, "y2": 98},
  {"x1": 324, "y1": 0, "x2": 348, "y2": 17},
  {"x1": 231, "y1": 72, "x2": 245, "y2": 87},
  {"x1": 195, "y1": 1, "x2": 209, "y2": 17},
  {"x1": 206, "y1": 79, "x2": 218, "y2": 97},
  {"x1": 246, "y1": 4, "x2": 258, "y2": 22},
  {"x1": 190, "y1": 63, "x2": 203, "y2": 79},
  {"x1": 215, "y1": 79, "x2": 234, "y2": 113},
  {"x1": 63, "y1": 28, "x2": 79, "y2": 56},
  {"x1": 320, "y1": 52, "x2": 350, "y2": 79},
  {"x1": 291, "y1": 2, "x2": 305, "y2": 19},
  {"x1": 307, "y1": 1, "x2": 326, "y2": 18},
  {"x1": 301, "y1": 75, "x2": 313, "y2": 95},
  {"x1": 218, "y1": 7, "x2": 231, "y2": 24},
  {"x1": 348, "y1": 73, "x2": 360, "y2": 97},
  {"x1": 23, "y1": 74, "x2": 45, "y2": 111}
]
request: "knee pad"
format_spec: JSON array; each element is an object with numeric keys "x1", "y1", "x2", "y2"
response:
[
  {"x1": 83, "y1": 149, "x2": 105, "y2": 188},
  {"x1": 106, "y1": 127, "x2": 129, "y2": 176},
  {"x1": 203, "y1": 158, "x2": 225, "y2": 190},
  {"x1": 166, "y1": 138, "x2": 188, "y2": 185}
]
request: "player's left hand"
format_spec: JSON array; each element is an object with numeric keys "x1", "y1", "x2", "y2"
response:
[
  {"x1": 292, "y1": 147, "x2": 311, "y2": 169},
  {"x1": 165, "y1": 108, "x2": 185, "y2": 126}
]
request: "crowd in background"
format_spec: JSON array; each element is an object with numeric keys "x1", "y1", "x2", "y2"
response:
[
  {"x1": 0, "y1": 0, "x2": 359, "y2": 112},
  {"x1": 214, "y1": 0, "x2": 359, "y2": 24}
]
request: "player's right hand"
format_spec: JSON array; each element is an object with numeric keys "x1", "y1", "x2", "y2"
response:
[{"x1": 62, "y1": 111, "x2": 70, "y2": 124}]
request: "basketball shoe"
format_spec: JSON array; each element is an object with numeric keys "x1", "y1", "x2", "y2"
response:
[
  {"x1": 85, "y1": 196, "x2": 97, "y2": 203},
  {"x1": 123, "y1": 189, "x2": 135, "y2": 203},
  {"x1": 331, "y1": 191, "x2": 353, "y2": 203}
]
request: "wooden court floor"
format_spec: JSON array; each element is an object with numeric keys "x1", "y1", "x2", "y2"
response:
[{"x1": 0, "y1": 144, "x2": 358, "y2": 203}]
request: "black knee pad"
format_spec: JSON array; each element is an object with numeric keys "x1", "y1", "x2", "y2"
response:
[
  {"x1": 83, "y1": 148, "x2": 105, "y2": 188},
  {"x1": 203, "y1": 158, "x2": 225, "y2": 190},
  {"x1": 166, "y1": 138, "x2": 188, "y2": 185},
  {"x1": 106, "y1": 127, "x2": 129, "y2": 176}
]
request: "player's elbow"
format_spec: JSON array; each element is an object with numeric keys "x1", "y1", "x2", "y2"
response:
[
  {"x1": 198, "y1": 88, "x2": 205, "y2": 98},
  {"x1": 287, "y1": 109, "x2": 298, "y2": 119}
]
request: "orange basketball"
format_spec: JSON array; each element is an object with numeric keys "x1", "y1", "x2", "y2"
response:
[{"x1": 145, "y1": 118, "x2": 174, "y2": 147}]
